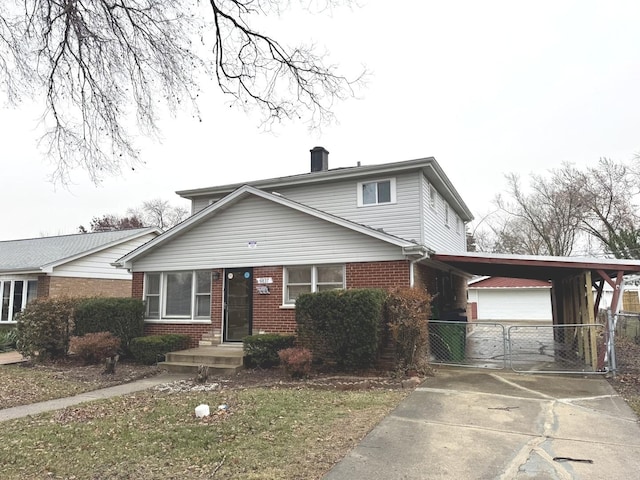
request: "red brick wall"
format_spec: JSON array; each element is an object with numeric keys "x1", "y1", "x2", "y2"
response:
[
  {"x1": 132, "y1": 272, "x2": 144, "y2": 299},
  {"x1": 210, "y1": 269, "x2": 224, "y2": 335},
  {"x1": 252, "y1": 266, "x2": 296, "y2": 335},
  {"x1": 137, "y1": 261, "x2": 415, "y2": 343},
  {"x1": 346, "y1": 260, "x2": 411, "y2": 289},
  {"x1": 414, "y1": 263, "x2": 437, "y2": 293}
]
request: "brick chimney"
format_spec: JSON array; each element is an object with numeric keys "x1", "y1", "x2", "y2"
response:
[{"x1": 310, "y1": 146, "x2": 329, "y2": 172}]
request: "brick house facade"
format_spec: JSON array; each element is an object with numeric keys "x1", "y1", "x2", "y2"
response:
[{"x1": 132, "y1": 260, "x2": 467, "y2": 348}]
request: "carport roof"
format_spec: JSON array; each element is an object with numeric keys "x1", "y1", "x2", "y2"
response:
[{"x1": 431, "y1": 251, "x2": 640, "y2": 282}]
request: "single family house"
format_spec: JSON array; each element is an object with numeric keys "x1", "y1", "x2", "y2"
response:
[
  {"x1": 0, "y1": 228, "x2": 159, "y2": 323},
  {"x1": 115, "y1": 148, "x2": 474, "y2": 347}
]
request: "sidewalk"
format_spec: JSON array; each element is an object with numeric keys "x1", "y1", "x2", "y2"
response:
[
  {"x1": 0, "y1": 372, "x2": 191, "y2": 422},
  {"x1": 0, "y1": 350, "x2": 26, "y2": 365}
]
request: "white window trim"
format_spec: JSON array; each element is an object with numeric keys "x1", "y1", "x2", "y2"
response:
[
  {"x1": 282, "y1": 265, "x2": 346, "y2": 306},
  {"x1": 357, "y1": 178, "x2": 397, "y2": 207},
  {"x1": 144, "y1": 271, "x2": 212, "y2": 321},
  {"x1": 444, "y1": 203, "x2": 450, "y2": 227},
  {"x1": 0, "y1": 278, "x2": 37, "y2": 323}
]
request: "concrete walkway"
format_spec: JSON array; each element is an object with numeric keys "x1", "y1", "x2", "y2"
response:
[
  {"x1": 0, "y1": 372, "x2": 191, "y2": 422},
  {"x1": 324, "y1": 368, "x2": 640, "y2": 480},
  {"x1": 0, "y1": 350, "x2": 26, "y2": 365}
]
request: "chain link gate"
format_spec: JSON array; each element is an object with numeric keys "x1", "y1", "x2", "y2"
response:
[{"x1": 429, "y1": 320, "x2": 608, "y2": 374}]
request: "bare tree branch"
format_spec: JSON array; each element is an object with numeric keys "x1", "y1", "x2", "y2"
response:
[{"x1": 0, "y1": 0, "x2": 363, "y2": 184}]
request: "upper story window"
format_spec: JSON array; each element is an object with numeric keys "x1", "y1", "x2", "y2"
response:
[
  {"x1": 284, "y1": 265, "x2": 345, "y2": 305},
  {"x1": 357, "y1": 178, "x2": 396, "y2": 207},
  {"x1": 444, "y1": 204, "x2": 450, "y2": 227},
  {"x1": 429, "y1": 184, "x2": 437, "y2": 209},
  {"x1": 456, "y1": 216, "x2": 462, "y2": 234}
]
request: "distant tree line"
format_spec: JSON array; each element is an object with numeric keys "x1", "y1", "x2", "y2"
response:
[{"x1": 79, "y1": 199, "x2": 188, "y2": 233}]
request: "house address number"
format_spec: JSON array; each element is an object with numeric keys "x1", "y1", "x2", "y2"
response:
[{"x1": 256, "y1": 277, "x2": 273, "y2": 284}]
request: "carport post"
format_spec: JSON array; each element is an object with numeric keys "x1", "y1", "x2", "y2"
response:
[{"x1": 607, "y1": 308, "x2": 617, "y2": 376}]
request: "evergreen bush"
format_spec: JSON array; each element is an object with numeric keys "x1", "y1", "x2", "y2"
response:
[
  {"x1": 129, "y1": 334, "x2": 190, "y2": 364},
  {"x1": 296, "y1": 289, "x2": 387, "y2": 370},
  {"x1": 74, "y1": 297, "x2": 145, "y2": 355},
  {"x1": 15, "y1": 297, "x2": 79, "y2": 361},
  {"x1": 243, "y1": 333, "x2": 295, "y2": 368}
]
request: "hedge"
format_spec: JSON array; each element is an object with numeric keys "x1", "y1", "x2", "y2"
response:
[
  {"x1": 295, "y1": 288, "x2": 387, "y2": 370},
  {"x1": 74, "y1": 297, "x2": 145, "y2": 355},
  {"x1": 129, "y1": 334, "x2": 190, "y2": 364},
  {"x1": 15, "y1": 297, "x2": 79, "y2": 361},
  {"x1": 243, "y1": 334, "x2": 296, "y2": 368}
]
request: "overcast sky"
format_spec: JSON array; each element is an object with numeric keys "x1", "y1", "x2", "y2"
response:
[{"x1": 2, "y1": 0, "x2": 640, "y2": 241}]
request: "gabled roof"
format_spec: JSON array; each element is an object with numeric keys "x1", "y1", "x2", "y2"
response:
[
  {"x1": 0, "y1": 228, "x2": 160, "y2": 274},
  {"x1": 116, "y1": 185, "x2": 424, "y2": 268},
  {"x1": 176, "y1": 156, "x2": 474, "y2": 222},
  {"x1": 468, "y1": 276, "x2": 551, "y2": 288}
]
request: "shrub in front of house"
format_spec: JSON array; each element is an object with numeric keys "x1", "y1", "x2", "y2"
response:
[
  {"x1": 296, "y1": 288, "x2": 387, "y2": 370},
  {"x1": 243, "y1": 333, "x2": 296, "y2": 368},
  {"x1": 278, "y1": 347, "x2": 313, "y2": 378},
  {"x1": 69, "y1": 332, "x2": 121, "y2": 364},
  {"x1": 386, "y1": 287, "x2": 432, "y2": 371},
  {"x1": 129, "y1": 334, "x2": 190, "y2": 364},
  {"x1": 74, "y1": 297, "x2": 145, "y2": 356},
  {"x1": 15, "y1": 297, "x2": 80, "y2": 361},
  {"x1": 0, "y1": 328, "x2": 17, "y2": 352}
]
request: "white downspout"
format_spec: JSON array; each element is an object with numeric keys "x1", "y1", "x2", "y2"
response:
[{"x1": 409, "y1": 252, "x2": 430, "y2": 288}]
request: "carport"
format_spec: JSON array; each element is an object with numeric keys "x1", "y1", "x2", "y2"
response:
[{"x1": 427, "y1": 252, "x2": 640, "y2": 372}]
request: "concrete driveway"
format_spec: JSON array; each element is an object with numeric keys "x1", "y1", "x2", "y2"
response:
[{"x1": 323, "y1": 368, "x2": 640, "y2": 480}]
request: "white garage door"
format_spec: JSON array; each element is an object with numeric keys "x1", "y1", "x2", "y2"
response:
[{"x1": 476, "y1": 289, "x2": 552, "y2": 321}]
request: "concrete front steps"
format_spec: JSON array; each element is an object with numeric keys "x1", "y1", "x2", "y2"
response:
[{"x1": 160, "y1": 345, "x2": 244, "y2": 374}]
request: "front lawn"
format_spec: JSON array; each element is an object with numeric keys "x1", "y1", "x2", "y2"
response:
[
  {"x1": 0, "y1": 361, "x2": 161, "y2": 409},
  {"x1": 0, "y1": 386, "x2": 405, "y2": 479}
]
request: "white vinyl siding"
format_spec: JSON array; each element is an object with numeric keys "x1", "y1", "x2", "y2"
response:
[
  {"x1": 421, "y1": 175, "x2": 466, "y2": 252},
  {"x1": 132, "y1": 195, "x2": 405, "y2": 272},
  {"x1": 274, "y1": 172, "x2": 421, "y2": 243},
  {"x1": 52, "y1": 233, "x2": 157, "y2": 279}
]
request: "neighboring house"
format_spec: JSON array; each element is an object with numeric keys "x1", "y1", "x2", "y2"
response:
[
  {"x1": 467, "y1": 276, "x2": 552, "y2": 322},
  {"x1": 0, "y1": 228, "x2": 159, "y2": 323},
  {"x1": 115, "y1": 147, "x2": 474, "y2": 346}
]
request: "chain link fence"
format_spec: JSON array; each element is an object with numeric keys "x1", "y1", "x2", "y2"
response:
[
  {"x1": 428, "y1": 320, "x2": 606, "y2": 374},
  {"x1": 508, "y1": 324, "x2": 604, "y2": 373},
  {"x1": 429, "y1": 321, "x2": 506, "y2": 369},
  {"x1": 615, "y1": 312, "x2": 640, "y2": 343}
]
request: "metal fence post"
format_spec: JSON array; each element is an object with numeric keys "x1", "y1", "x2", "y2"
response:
[{"x1": 607, "y1": 308, "x2": 617, "y2": 376}]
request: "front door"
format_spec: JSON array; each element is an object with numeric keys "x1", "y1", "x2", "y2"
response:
[{"x1": 224, "y1": 268, "x2": 253, "y2": 342}]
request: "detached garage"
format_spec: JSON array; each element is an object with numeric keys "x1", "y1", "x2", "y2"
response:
[{"x1": 468, "y1": 277, "x2": 552, "y2": 322}]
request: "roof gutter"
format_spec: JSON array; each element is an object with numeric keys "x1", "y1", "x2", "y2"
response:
[{"x1": 403, "y1": 245, "x2": 432, "y2": 288}]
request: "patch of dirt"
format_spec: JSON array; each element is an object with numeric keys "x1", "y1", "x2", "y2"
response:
[
  {"x1": 197, "y1": 366, "x2": 423, "y2": 391},
  {"x1": 608, "y1": 338, "x2": 640, "y2": 409},
  {"x1": 17, "y1": 356, "x2": 162, "y2": 388}
]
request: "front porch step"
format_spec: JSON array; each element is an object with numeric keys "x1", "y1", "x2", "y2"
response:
[
  {"x1": 160, "y1": 361, "x2": 242, "y2": 375},
  {"x1": 160, "y1": 346, "x2": 244, "y2": 374}
]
